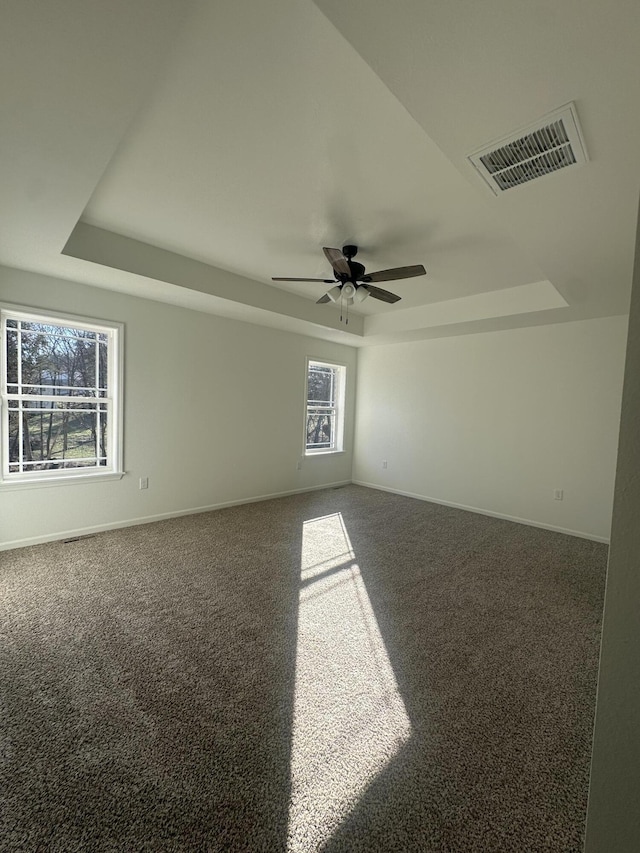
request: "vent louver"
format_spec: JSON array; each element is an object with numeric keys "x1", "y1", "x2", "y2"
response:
[{"x1": 468, "y1": 103, "x2": 588, "y2": 194}]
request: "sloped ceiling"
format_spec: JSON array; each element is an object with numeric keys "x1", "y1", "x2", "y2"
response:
[{"x1": 2, "y1": 0, "x2": 640, "y2": 345}]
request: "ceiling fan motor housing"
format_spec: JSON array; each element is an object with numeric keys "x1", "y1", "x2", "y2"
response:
[
  {"x1": 340, "y1": 260, "x2": 365, "y2": 282},
  {"x1": 338, "y1": 245, "x2": 364, "y2": 282}
]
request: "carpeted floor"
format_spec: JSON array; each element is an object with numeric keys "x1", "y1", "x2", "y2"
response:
[{"x1": 0, "y1": 485, "x2": 606, "y2": 852}]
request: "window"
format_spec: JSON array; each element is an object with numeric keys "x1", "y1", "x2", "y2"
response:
[
  {"x1": 305, "y1": 359, "x2": 346, "y2": 454},
  {"x1": 1, "y1": 306, "x2": 123, "y2": 484}
]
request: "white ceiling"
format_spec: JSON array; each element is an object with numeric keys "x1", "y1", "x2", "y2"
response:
[{"x1": 2, "y1": 0, "x2": 640, "y2": 345}]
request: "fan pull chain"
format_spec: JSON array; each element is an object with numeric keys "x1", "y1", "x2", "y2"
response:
[{"x1": 339, "y1": 292, "x2": 349, "y2": 324}]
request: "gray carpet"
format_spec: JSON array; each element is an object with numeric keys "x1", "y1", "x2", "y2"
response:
[{"x1": 0, "y1": 485, "x2": 606, "y2": 852}]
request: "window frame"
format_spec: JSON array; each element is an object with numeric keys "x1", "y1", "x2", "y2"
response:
[
  {"x1": 304, "y1": 357, "x2": 347, "y2": 457},
  {"x1": 0, "y1": 303, "x2": 124, "y2": 487}
]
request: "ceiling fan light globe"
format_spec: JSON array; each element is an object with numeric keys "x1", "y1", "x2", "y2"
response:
[
  {"x1": 327, "y1": 284, "x2": 342, "y2": 303},
  {"x1": 354, "y1": 285, "x2": 370, "y2": 303},
  {"x1": 342, "y1": 283, "x2": 356, "y2": 300}
]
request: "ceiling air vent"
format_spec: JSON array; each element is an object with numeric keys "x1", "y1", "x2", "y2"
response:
[{"x1": 468, "y1": 103, "x2": 588, "y2": 194}]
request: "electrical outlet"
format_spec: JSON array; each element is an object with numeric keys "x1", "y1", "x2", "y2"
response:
[
  {"x1": 382, "y1": 460, "x2": 388, "y2": 469},
  {"x1": 554, "y1": 488, "x2": 563, "y2": 501},
  {"x1": 296, "y1": 460, "x2": 302, "y2": 470},
  {"x1": 139, "y1": 477, "x2": 149, "y2": 490}
]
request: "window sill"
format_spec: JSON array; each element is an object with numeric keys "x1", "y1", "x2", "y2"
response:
[
  {"x1": 0, "y1": 471, "x2": 126, "y2": 491},
  {"x1": 304, "y1": 450, "x2": 346, "y2": 458}
]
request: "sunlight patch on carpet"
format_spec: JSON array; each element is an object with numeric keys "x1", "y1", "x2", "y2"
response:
[{"x1": 287, "y1": 512, "x2": 411, "y2": 852}]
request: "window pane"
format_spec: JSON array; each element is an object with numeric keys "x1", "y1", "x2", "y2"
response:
[
  {"x1": 20, "y1": 321, "x2": 97, "y2": 339},
  {"x1": 18, "y1": 406, "x2": 106, "y2": 470},
  {"x1": 307, "y1": 410, "x2": 335, "y2": 449},
  {"x1": 8, "y1": 411, "x2": 19, "y2": 464},
  {"x1": 98, "y1": 339, "x2": 108, "y2": 393},
  {"x1": 6, "y1": 328, "x2": 18, "y2": 387},
  {"x1": 308, "y1": 366, "x2": 335, "y2": 405},
  {"x1": 98, "y1": 403, "x2": 108, "y2": 461},
  {"x1": 20, "y1": 324, "x2": 97, "y2": 393}
]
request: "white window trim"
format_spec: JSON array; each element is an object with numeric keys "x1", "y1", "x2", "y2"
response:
[
  {"x1": 304, "y1": 357, "x2": 347, "y2": 457},
  {"x1": 0, "y1": 303, "x2": 125, "y2": 487}
]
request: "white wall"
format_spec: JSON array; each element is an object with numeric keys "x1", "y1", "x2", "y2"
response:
[
  {"x1": 0, "y1": 267, "x2": 356, "y2": 548},
  {"x1": 2, "y1": 262, "x2": 628, "y2": 548},
  {"x1": 353, "y1": 317, "x2": 627, "y2": 541},
  {"x1": 584, "y1": 204, "x2": 640, "y2": 852}
]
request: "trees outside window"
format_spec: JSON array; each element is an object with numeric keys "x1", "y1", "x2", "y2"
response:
[
  {"x1": 305, "y1": 359, "x2": 346, "y2": 454},
  {"x1": 1, "y1": 307, "x2": 122, "y2": 483}
]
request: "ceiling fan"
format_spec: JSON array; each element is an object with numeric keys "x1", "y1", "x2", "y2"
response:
[{"x1": 272, "y1": 245, "x2": 426, "y2": 321}]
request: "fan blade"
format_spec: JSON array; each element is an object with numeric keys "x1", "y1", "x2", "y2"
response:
[
  {"x1": 316, "y1": 293, "x2": 332, "y2": 304},
  {"x1": 272, "y1": 277, "x2": 336, "y2": 283},
  {"x1": 360, "y1": 264, "x2": 426, "y2": 283},
  {"x1": 366, "y1": 285, "x2": 401, "y2": 304},
  {"x1": 323, "y1": 247, "x2": 350, "y2": 277}
]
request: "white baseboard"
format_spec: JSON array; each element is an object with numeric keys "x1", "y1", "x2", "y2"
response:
[
  {"x1": 1, "y1": 480, "x2": 352, "y2": 551},
  {"x1": 352, "y1": 480, "x2": 610, "y2": 544},
  {"x1": 4, "y1": 478, "x2": 609, "y2": 550}
]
